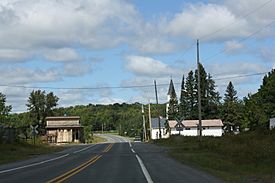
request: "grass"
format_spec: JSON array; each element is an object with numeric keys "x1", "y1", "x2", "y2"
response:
[
  {"x1": 154, "y1": 130, "x2": 275, "y2": 183},
  {"x1": 0, "y1": 139, "x2": 65, "y2": 165},
  {"x1": 92, "y1": 135, "x2": 107, "y2": 143}
]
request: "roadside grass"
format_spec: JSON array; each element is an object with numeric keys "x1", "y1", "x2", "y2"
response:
[
  {"x1": 92, "y1": 135, "x2": 107, "y2": 143},
  {"x1": 0, "y1": 139, "x2": 65, "y2": 165},
  {"x1": 154, "y1": 130, "x2": 275, "y2": 183}
]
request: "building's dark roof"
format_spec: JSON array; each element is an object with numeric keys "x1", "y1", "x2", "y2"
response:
[
  {"x1": 46, "y1": 116, "x2": 80, "y2": 120},
  {"x1": 151, "y1": 118, "x2": 167, "y2": 128},
  {"x1": 167, "y1": 79, "x2": 176, "y2": 95}
]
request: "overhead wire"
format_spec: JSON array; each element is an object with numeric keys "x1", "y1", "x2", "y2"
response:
[{"x1": 0, "y1": 71, "x2": 269, "y2": 90}]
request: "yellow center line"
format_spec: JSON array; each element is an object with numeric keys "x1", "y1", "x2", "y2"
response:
[
  {"x1": 55, "y1": 155, "x2": 102, "y2": 183},
  {"x1": 45, "y1": 143, "x2": 114, "y2": 183}
]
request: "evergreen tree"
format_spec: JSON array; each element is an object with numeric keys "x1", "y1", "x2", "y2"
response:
[
  {"x1": 167, "y1": 81, "x2": 178, "y2": 120},
  {"x1": 205, "y1": 73, "x2": 221, "y2": 119},
  {"x1": 185, "y1": 71, "x2": 196, "y2": 119},
  {"x1": 222, "y1": 81, "x2": 242, "y2": 132},
  {"x1": 0, "y1": 92, "x2": 12, "y2": 124},
  {"x1": 224, "y1": 81, "x2": 237, "y2": 103},
  {"x1": 244, "y1": 69, "x2": 275, "y2": 129},
  {"x1": 179, "y1": 74, "x2": 188, "y2": 118}
]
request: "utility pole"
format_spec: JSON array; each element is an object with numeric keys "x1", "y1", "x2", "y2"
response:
[
  {"x1": 154, "y1": 80, "x2": 162, "y2": 139},
  {"x1": 142, "y1": 105, "x2": 147, "y2": 141},
  {"x1": 102, "y1": 123, "x2": 104, "y2": 134},
  {"x1": 197, "y1": 39, "x2": 202, "y2": 141},
  {"x1": 148, "y1": 99, "x2": 152, "y2": 140}
]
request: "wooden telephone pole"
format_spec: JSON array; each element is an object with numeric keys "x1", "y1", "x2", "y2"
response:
[
  {"x1": 154, "y1": 80, "x2": 162, "y2": 139},
  {"x1": 197, "y1": 39, "x2": 202, "y2": 141}
]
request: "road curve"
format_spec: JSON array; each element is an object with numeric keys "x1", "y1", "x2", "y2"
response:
[{"x1": 0, "y1": 135, "x2": 225, "y2": 183}]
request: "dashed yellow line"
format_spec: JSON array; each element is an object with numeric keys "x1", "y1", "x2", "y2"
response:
[{"x1": 46, "y1": 143, "x2": 113, "y2": 183}]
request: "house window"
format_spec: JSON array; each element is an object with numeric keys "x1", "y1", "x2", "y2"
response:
[{"x1": 185, "y1": 128, "x2": 190, "y2": 130}]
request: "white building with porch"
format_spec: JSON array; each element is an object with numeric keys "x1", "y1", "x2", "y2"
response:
[{"x1": 46, "y1": 116, "x2": 83, "y2": 143}]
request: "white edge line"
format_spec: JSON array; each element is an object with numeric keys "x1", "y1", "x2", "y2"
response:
[
  {"x1": 131, "y1": 148, "x2": 136, "y2": 153},
  {"x1": 0, "y1": 153, "x2": 69, "y2": 174},
  {"x1": 135, "y1": 155, "x2": 153, "y2": 183},
  {"x1": 129, "y1": 141, "x2": 132, "y2": 147},
  {"x1": 73, "y1": 144, "x2": 95, "y2": 154}
]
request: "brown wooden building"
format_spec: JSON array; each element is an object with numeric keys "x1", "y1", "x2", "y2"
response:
[{"x1": 46, "y1": 116, "x2": 83, "y2": 143}]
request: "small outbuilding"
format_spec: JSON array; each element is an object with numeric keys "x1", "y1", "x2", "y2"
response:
[
  {"x1": 150, "y1": 118, "x2": 170, "y2": 140},
  {"x1": 46, "y1": 116, "x2": 83, "y2": 143}
]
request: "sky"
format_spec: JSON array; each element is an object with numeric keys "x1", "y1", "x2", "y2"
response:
[{"x1": 0, "y1": 0, "x2": 274, "y2": 113}]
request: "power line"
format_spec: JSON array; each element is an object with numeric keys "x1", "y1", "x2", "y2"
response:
[
  {"x1": 200, "y1": 0, "x2": 274, "y2": 41},
  {"x1": 174, "y1": 0, "x2": 273, "y2": 60},
  {"x1": 202, "y1": 19, "x2": 275, "y2": 62},
  {"x1": 0, "y1": 71, "x2": 268, "y2": 90}
]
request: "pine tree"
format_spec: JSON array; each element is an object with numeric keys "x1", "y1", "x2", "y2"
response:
[
  {"x1": 222, "y1": 81, "x2": 242, "y2": 132},
  {"x1": 205, "y1": 73, "x2": 221, "y2": 119},
  {"x1": 167, "y1": 80, "x2": 178, "y2": 120},
  {"x1": 179, "y1": 74, "x2": 188, "y2": 118},
  {"x1": 194, "y1": 63, "x2": 207, "y2": 119},
  {"x1": 185, "y1": 71, "x2": 196, "y2": 119},
  {"x1": 224, "y1": 81, "x2": 237, "y2": 103}
]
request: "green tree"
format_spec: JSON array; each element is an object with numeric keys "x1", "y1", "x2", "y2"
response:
[
  {"x1": 83, "y1": 125, "x2": 93, "y2": 143},
  {"x1": 222, "y1": 81, "x2": 242, "y2": 132},
  {"x1": 194, "y1": 63, "x2": 220, "y2": 119},
  {"x1": 26, "y1": 90, "x2": 59, "y2": 129},
  {"x1": 185, "y1": 71, "x2": 196, "y2": 119},
  {"x1": 205, "y1": 73, "x2": 221, "y2": 119},
  {"x1": 179, "y1": 74, "x2": 188, "y2": 118},
  {"x1": 0, "y1": 92, "x2": 12, "y2": 124},
  {"x1": 167, "y1": 80, "x2": 178, "y2": 120},
  {"x1": 194, "y1": 63, "x2": 207, "y2": 119},
  {"x1": 244, "y1": 69, "x2": 275, "y2": 129}
]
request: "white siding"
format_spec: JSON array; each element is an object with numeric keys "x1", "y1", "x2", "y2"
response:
[
  {"x1": 170, "y1": 127, "x2": 223, "y2": 137},
  {"x1": 151, "y1": 128, "x2": 169, "y2": 140},
  {"x1": 270, "y1": 118, "x2": 275, "y2": 130},
  {"x1": 202, "y1": 127, "x2": 223, "y2": 136}
]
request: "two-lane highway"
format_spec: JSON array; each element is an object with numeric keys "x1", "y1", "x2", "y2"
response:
[{"x1": 0, "y1": 134, "x2": 225, "y2": 183}]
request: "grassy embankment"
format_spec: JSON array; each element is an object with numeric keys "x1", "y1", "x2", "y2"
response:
[
  {"x1": 0, "y1": 139, "x2": 64, "y2": 165},
  {"x1": 154, "y1": 130, "x2": 275, "y2": 183},
  {"x1": 92, "y1": 135, "x2": 107, "y2": 143}
]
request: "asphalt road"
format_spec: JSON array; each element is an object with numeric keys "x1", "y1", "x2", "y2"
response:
[{"x1": 0, "y1": 134, "x2": 226, "y2": 183}]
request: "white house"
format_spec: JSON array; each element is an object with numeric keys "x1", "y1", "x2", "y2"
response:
[
  {"x1": 150, "y1": 118, "x2": 170, "y2": 140},
  {"x1": 168, "y1": 119, "x2": 224, "y2": 137},
  {"x1": 270, "y1": 118, "x2": 275, "y2": 130}
]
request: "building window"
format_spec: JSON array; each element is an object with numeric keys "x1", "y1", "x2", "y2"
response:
[{"x1": 185, "y1": 128, "x2": 190, "y2": 130}]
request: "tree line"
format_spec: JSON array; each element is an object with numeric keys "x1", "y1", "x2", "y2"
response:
[
  {"x1": 168, "y1": 64, "x2": 274, "y2": 132},
  {"x1": 0, "y1": 66, "x2": 274, "y2": 141}
]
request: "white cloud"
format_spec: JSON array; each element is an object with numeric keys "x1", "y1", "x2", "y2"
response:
[
  {"x1": 0, "y1": 67, "x2": 61, "y2": 85},
  {"x1": 63, "y1": 62, "x2": 92, "y2": 76},
  {"x1": 125, "y1": 55, "x2": 182, "y2": 77},
  {"x1": 0, "y1": 0, "x2": 140, "y2": 50},
  {"x1": 224, "y1": 40, "x2": 244, "y2": 54},
  {"x1": 0, "y1": 49, "x2": 30, "y2": 62},
  {"x1": 166, "y1": 3, "x2": 249, "y2": 40},
  {"x1": 44, "y1": 48, "x2": 82, "y2": 62}
]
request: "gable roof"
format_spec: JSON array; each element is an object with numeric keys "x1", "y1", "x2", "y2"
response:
[
  {"x1": 151, "y1": 118, "x2": 167, "y2": 128},
  {"x1": 167, "y1": 79, "x2": 176, "y2": 96},
  {"x1": 168, "y1": 119, "x2": 223, "y2": 128}
]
